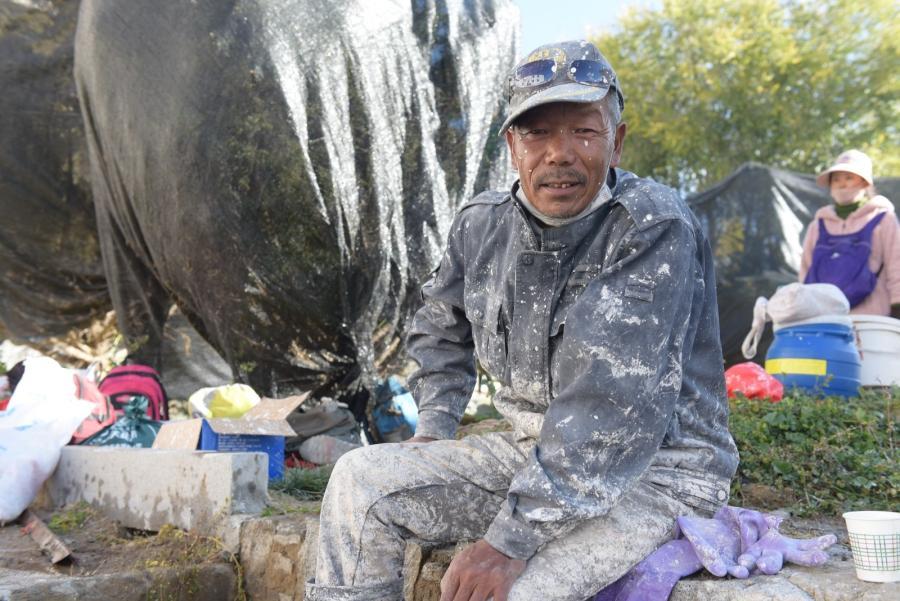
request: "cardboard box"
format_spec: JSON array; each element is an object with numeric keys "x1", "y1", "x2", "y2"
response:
[{"x1": 153, "y1": 394, "x2": 307, "y2": 480}]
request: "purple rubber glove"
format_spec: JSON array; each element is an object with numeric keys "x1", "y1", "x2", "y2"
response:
[
  {"x1": 594, "y1": 539, "x2": 703, "y2": 601},
  {"x1": 728, "y1": 506, "x2": 775, "y2": 552},
  {"x1": 594, "y1": 507, "x2": 838, "y2": 601},
  {"x1": 676, "y1": 512, "x2": 748, "y2": 578},
  {"x1": 737, "y1": 527, "x2": 837, "y2": 575}
]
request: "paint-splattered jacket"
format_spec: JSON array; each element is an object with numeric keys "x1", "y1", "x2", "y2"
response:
[{"x1": 407, "y1": 169, "x2": 739, "y2": 560}]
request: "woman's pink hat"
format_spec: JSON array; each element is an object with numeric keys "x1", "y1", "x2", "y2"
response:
[{"x1": 816, "y1": 149, "x2": 874, "y2": 187}]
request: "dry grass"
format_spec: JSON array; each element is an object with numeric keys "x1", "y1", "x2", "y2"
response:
[{"x1": 26, "y1": 310, "x2": 127, "y2": 372}]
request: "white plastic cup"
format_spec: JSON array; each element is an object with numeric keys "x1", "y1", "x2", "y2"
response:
[{"x1": 843, "y1": 511, "x2": 900, "y2": 582}]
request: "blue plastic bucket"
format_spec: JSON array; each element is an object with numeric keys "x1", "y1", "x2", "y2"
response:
[{"x1": 765, "y1": 321, "x2": 861, "y2": 397}]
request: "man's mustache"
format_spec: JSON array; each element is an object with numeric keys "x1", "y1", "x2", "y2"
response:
[{"x1": 533, "y1": 170, "x2": 587, "y2": 186}]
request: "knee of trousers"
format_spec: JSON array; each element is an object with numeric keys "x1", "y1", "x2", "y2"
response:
[
  {"x1": 328, "y1": 446, "x2": 378, "y2": 493},
  {"x1": 325, "y1": 444, "x2": 413, "y2": 510}
]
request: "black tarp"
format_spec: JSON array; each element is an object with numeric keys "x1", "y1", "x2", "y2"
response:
[
  {"x1": 75, "y1": 0, "x2": 518, "y2": 397},
  {"x1": 688, "y1": 162, "x2": 900, "y2": 366},
  {"x1": 0, "y1": 0, "x2": 109, "y2": 340}
]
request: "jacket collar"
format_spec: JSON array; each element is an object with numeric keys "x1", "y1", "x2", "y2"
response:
[{"x1": 815, "y1": 195, "x2": 894, "y2": 223}]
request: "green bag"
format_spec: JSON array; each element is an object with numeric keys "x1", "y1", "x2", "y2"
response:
[{"x1": 81, "y1": 396, "x2": 162, "y2": 447}]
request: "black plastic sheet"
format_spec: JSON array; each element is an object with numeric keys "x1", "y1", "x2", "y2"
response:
[
  {"x1": 688, "y1": 162, "x2": 899, "y2": 366},
  {"x1": 75, "y1": 0, "x2": 518, "y2": 396},
  {"x1": 0, "y1": 0, "x2": 109, "y2": 340}
]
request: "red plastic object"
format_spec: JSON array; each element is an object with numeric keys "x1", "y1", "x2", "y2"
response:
[
  {"x1": 285, "y1": 451, "x2": 319, "y2": 470},
  {"x1": 725, "y1": 362, "x2": 783, "y2": 402}
]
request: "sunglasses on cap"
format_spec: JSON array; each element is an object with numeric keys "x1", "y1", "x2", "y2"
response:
[{"x1": 509, "y1": 59, "x2": 620, "y2": 105}]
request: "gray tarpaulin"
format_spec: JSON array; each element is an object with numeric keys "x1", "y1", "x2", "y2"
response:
[{"x1": 75, "y1": 0, "x2": 518, "y2": 399}]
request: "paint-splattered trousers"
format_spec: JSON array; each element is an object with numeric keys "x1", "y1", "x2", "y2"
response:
[{"x1": 305, "y1": 432, "x2": 702, "y2": 601}]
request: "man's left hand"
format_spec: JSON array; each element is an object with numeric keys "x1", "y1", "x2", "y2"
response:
[{"x1": 439, "y1": 539, "x2": 526, "y2": 601}]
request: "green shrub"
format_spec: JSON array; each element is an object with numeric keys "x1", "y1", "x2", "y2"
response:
[{"x1": 729, "y1": 389, "x2": 897, "y2": 516}]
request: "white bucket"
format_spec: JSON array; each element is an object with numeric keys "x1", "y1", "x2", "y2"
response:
[
  {"x1": 843, "y1": 511, "x2": 900, "y2": 582},
  {"x1": 850, "y1": 315, "x2": 900, "y2": 387}
]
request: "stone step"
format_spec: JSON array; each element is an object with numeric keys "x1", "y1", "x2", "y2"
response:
[{"x1": 0, "y1": 564, "x2": 236, "y2": 601}]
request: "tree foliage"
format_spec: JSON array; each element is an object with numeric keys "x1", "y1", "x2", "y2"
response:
[{"x1": 593, "y1": 0, "x2": 899, "y2": 192}]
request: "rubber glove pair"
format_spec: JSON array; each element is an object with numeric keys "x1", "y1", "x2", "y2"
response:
[{"x1": 595, "y1": 506, "x2": 837, "y2": 601}]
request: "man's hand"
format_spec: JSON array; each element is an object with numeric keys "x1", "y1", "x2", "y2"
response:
[
  {"x1": 440, "y1": 539, "x2": 526, "y2": 601},
  {"x1": 404, "y1": 436, "x2": 437, "y2": 444}
]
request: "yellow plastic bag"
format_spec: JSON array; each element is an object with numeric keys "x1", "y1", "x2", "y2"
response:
[{"x1": 188, "y1": 384, "x2": 260, "y2": 418}]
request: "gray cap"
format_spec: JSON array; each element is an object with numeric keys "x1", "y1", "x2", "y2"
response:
[{"x1": 499, "y1": 40, "x2": 624, "y2": 136}]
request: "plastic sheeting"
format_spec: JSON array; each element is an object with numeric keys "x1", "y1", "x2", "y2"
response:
[
  {"x1": 75, "y1": 0, "x2": 518, "y2": 396},
  {"x1": 688, "y1": 162, "x2": 899, "y2": 366},
  {"x1": 0, "y1": 0, "x2": 109, "y2": 340}
]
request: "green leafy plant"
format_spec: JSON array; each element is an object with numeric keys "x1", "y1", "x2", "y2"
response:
[
  {"x1": 729, "y1": 388, "x2": 897, "y2": 516},
  {"x1": 270, "y1": 465, "x2": 334, "y2": 501}
]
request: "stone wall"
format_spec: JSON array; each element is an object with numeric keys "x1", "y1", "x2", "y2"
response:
[{"x1": 236, "y1": 513, "x2": 896, "y2": 601}]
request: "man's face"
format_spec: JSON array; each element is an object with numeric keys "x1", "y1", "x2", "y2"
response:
[{"x1": 506, "y1": 101, "x2": 626, "y2": 218}]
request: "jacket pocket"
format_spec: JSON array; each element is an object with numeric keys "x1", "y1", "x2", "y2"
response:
[
  {"x1": 623, "y1": 274, "x2": 656, "y2": 302},
  {"x1": 554, "y1": 264, "x2": 600, "y2": 336},
  {"x1": 465, "y1": 293, "x2": 507, "y2": 377}
]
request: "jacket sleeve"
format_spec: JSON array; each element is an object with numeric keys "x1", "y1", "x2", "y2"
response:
[
  {"x1": 483, "y1": 217, "x2": 709, "y2": 560},
  {"x1": 405, "y1": 214, "x2": 475, "y2": 440},
  {"x1": 799, "y1": 219, "x2": 819, "y2": 282},
  {"x1": 879, "y1": 211, "x2": 900, "y2": 306}
]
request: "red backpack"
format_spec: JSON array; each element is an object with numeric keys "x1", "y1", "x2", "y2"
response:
[{"x1": 99, "y1": 364, "x2": 170, "y2": 421}]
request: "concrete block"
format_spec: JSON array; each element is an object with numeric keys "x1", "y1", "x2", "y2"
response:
[{"x1": 44, "y1": 446, "x2": 267, "y2": 533}]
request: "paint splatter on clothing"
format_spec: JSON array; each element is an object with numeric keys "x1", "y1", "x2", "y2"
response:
[
  {"x1": 407, "y1": 168, "x2": 738, "y2": 559},
  {"x1": 307, "y1": 169, "x2": 739, "y2": 600}
]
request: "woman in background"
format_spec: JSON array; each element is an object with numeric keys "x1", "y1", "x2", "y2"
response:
[{"x1": 799, "y1": 149, "x2": 900, "y2": 318}]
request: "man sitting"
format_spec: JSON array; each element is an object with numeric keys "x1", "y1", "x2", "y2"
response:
[{"x1": 305, "y1": 40, "x2": 738, "y2": 601}]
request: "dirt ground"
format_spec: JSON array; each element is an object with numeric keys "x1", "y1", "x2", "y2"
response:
[{"x1": 0, "y1": 503, "x2": 235, "y2": 577}]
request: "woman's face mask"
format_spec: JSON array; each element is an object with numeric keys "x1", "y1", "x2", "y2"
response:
[
  {"x1": 829, "y1": 171, "x2": 868, "y2": 205},
  {"x1": 831, "y1": 187, "x2": 866, "y2": 205}
]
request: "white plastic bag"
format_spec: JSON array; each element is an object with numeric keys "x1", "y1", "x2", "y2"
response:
[
  {"x1": 741, "y1": 283, "x2": 850, "y2": 359},
  {"x1": 0, "y1": 357, "x2": 92, "y2": 523}
]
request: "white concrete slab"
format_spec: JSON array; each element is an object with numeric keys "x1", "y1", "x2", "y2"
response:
[{"x1": 44, "y1": 446, "x2": 267, "y2": 533}]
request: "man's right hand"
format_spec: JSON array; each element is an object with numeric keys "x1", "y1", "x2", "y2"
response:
[{"x1": 404, "y1": 436, "x2": 437, "y2": 444}]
